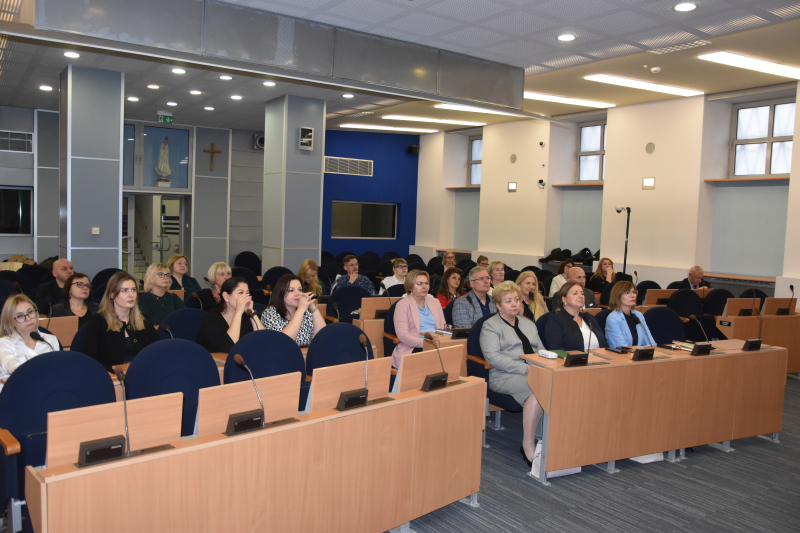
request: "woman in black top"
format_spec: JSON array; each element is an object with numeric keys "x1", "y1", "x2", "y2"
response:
[
  {"x1": 196, "y1": 277, "x2": 264, "y2": 354},
  {"x1": 587, "y1": 257, "x2": 615, "y2": 293},
  {"x1": 49, "y1": 272, "x2": 99, "y2": 328},
  {"x1": 81, "y1": 272, "x2": 160, "y2": 371},
  {"x1": 545, "y1": 281, "x2": 607, "y2": 352}
]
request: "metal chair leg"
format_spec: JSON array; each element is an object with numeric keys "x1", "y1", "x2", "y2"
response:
[{"x1": 487, "y1": 410, "x2": 505, "y2": 431}]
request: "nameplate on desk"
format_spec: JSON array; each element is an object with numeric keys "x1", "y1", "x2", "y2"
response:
[
  {"x1": 75, "y1": 438, "x2": 174, "y2": 468},
  {"x1": 720, "y1": 320, "x2": 732, "y2": 326}
]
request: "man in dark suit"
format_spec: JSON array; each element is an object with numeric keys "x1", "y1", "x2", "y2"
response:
[
  {"x1": 676, "y1": 266, "x2": 711, "y2": 290},
  {"x1": 32, "y1": 258, "x2": 74, "y2": 316}
]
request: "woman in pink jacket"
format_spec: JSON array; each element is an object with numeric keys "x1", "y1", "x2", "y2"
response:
[{"x1": 391, "y1": 269, "x2": 446, "y2": 368}]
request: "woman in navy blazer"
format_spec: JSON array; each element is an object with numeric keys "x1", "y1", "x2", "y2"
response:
[
  {"x1": 605, "y1": 281, "x2": 655, "y2": 348},
  {"x1": 391, "y1": 270, "x2": 446, "y2": 368},
  {"x1": 545, "y1": 281, "x2": 607, "y2": 351}
]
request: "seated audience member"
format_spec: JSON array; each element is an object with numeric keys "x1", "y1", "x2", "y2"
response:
[
  {"x1": 452, "y1": 267, "x2": 497, "y2": 327},
  {"x1": 548, "y1": 259, "x2": 574, "y2": 298},
  {"x1": 479, "y1": 281, "x2": 544, "y2": 469},
  {"x1": 488, "y1": 261, "x2": 505, "y2": 291},
  {"x1": 50, "y1": 273, "x2": 99, "y2": 327},
  {"x1": 261, "y1": 274, "x2": 325, "y2": 346},
  {"x1": 198, "y1": 262, "x2": 232, "y2": 311},
  {"x1": 567, "y1": 267, "x2": 598, "y2": 308},
  {"x1": 32, "y1": 258, "x2": 74, "y2": 316},
  {"x1": 516, "y1": 271, "x2": 547, "y2": 322},
  {"x1": 82, "y1": 272, "x2": 160, "y2": 371},
  {"x1": 436, "y1": 267, "x2": 465, "y2": 308},
  {"x1": 676, "y1": 266, "x2": 711, "y2": 289},
  {"x1": 545, "y1": 281, "x2": 607, "y2": 352},
  {"x1": 434, "y1": 251, "x2": 457, "y2": 276},
  {"x1": 138, "y1": 263, "x2": 186, "y2": 325},
  {"x1": 167, "y1": 254, "x2": 201, "y2": 295},
  {"x1": 605, "y1": 282, "x2": 655, "y2": 348},
  {"x1": 587, "y1": 257, "x2": 615, "y2": 293},
  {"x1": 391, "y1": 270, "x2": 446, "y2": 368},
  {"x1": 476, "y1": 255, "x2": 489, "y2": 269},
  {"x1": 298, "y1": 259, "x2": 327, "y2": 297},
  {"x1": 379, "y1": 258, "x2": 408, "y2": 295},
  {"x1": 196, "y1": 277, "x2": 264, "y2": 354},
  {"x1": 0, "y1": 295, "x2": 59, "y2": 391},
  {"x1": 331, "y1": 255, "x2": 375, "y2": 295}
]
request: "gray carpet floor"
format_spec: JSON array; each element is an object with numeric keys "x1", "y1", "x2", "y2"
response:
[{"x1": 408, "y1": 378, "x2": 800, "y2": 533}]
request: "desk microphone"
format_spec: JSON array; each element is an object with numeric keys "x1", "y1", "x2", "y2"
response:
[
  {"x1": 359, "y1": 334, "x2": 370, "y2": 391},
  {"x1": 422, "y1": 332, "x2": 448, "y2": 391},
  {"x1": 192, "y1": 292, "x2": 203, "y2": 311},
  {"x1": 634, "y1": 271, "x2": 638, "y2": 286},
  {"x1": 46, "y1": 307, "x2": 53, "y2": 329},
  {"x1": 31, "y1": 331, "x2": 55, "y2": 351},
  {"x1": 630, "y1": 315, "x2": 656, "y2": 347},
  {"x1": 790, "y1": 285, "x2": 795, "y2": 314},
  {"x1": 233, "y1": 354, "x2": 264, "y2": 428},
  {"x1": 113, "y1": 369, "x2": 132, "y2": 457},
  {"x1": 203, "y1": 276, "x2": 211, "y2": 285},
  {"x1": 331, "y1": 302, "x2": 340, "y2": 321},
  {"x1": 750, "y1": 287, "x2": 759, "y2": 317},
  {"x1": 689, "y1": 314, "x2": 709, "y2": 342}
]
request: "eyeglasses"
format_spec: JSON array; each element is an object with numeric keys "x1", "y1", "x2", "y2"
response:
[
  {"x1": 73, "y1": 282, "x2": 92, "y2": 290},
  {"x1": 155, "y1": 272, "x2": 170, "y2": 278},
  {"x1": 472, "y1": 276, "x2": 490, "y2": 282},
  {"x1": 395, "y1": 265, "x2": 408, "y2": 269},
  {"x1": 14, "y1": 309, "x2": 38, "y2": 323},
  {"x1": 622, "y1": 290, "x2": 638, "y2": 296},
  {"x1": 415, "y1": 282, "x2": 429, "y2": 287}
]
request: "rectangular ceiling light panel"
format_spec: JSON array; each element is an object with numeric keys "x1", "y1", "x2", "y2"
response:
[
  {"x1": 584, "y1": 74, "x2": 703, "y2": 96},
  {"x1": 698, "y1": 52, "x2": 800, "y2": 80}
]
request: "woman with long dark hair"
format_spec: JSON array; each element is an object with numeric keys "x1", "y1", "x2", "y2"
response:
[
  {"x1": 261, "y1": 274, "x2": 325, "y2": 345},
  {"x1": 195, "y1": 277, "x2": 264, "y2": 353}
]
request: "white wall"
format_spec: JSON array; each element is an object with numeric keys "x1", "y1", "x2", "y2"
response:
[{"x1": 777, "y1": 84, "x2": 800, "y2": 297}]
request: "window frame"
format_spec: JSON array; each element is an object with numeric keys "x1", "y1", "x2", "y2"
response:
[
  {"x1": 728, "y1": 97, "x2": 794, "y2": 179},
  {"x1": 467, "y1": 135, "x2": 482, "y2": 185},
  {"x1": 575, "y1": 120, "x2": 607, "y2": 183}
]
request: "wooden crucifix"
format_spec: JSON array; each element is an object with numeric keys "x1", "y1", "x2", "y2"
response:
[{"x1": 203, "y1": 143, "x2": 222, "y2": 171}]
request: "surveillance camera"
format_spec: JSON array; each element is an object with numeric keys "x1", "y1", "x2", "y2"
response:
[
  {"x1": 651, "y1": 67, "x2": 661, "y2": 74},
  {"x1": 538, "y1": 179, "x2": 545, "y2": 184},
  {"x1": 615, "y1": 206, "x2": 625, "y2": 213}
]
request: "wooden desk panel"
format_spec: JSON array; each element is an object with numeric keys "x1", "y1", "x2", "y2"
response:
[
  {"x1": 675, "y1": 355, "x2": 737, "y2": 450},
  {"x1": 308, "y1": 357, "x2": 392, "y2": 411},
  {"x1": 761, "y1": 315, "x2": 800, "y2": 373},
  {"x1": 731, "y1": 347, "x2": 787, "y2": 439},
  {"x1": 45, "y1": 316, "x2": 79, "y2": 349},
  {"x1": 717, "y1": 315, "x2": 760, "y2": 342},
  {"x1": 352, "y1": 318, "x2": 385, "y2": 358}
]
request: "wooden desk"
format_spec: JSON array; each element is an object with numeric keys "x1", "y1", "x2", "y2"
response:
[
  {"x1": 44, "y1": 316, "x2": 79, "y2": 349},
  {"x1": 522, "y1": 339, "x2": 786, "y2": 482},
  {"x1": 717, "y1": 314, "x2": 800, "y2": 373},
  {"x1": 26, "y1": 377, "x2": 485, "y2": 533},
  {"x1": 353, "y1": 317, "x2": 385, "y2": 357}
]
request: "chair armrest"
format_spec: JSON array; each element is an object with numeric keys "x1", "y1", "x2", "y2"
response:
[
  {"x1": 322, "y1": 315, "x2": 339, "y2": 323},
  {"x1": 466, "y1": 354, "x2": 492, "y2": 369},
  {"x1": 680, "y1": 317, "x2": 690, "y2": 323},
  {"x1": 0, "y1": 427, "x2": 20, "y2": 456},
  {"x1": 391, "y1": 368, "x2": 397, "y2": 375},
  {"x1": 210, "y1": 352, "x2": 227, "y2": 363},
  {"x1": 262, "y1": 289, "x2": 271, "y2": 296},
  {"x1": 383, "y1": 333, "x2": 400, "y2": 344},
  {"x1": 305, "y1": 375, "x2": 313, "y2": 382}
]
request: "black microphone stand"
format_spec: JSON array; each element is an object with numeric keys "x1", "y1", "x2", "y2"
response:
[{"x1": 622, "y1": 207, "x2": 631, "y2": 275}]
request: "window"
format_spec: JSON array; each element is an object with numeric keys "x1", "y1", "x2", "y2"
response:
[
  {"x1": 730, "y1": 99, "x2": 794, "y2": 177},
  {"x1": 468, "y1": 137, "x2": 482, "y2": 185},
  {"x1": 576, "y1": 122, "x2": 606, "y2": 181},
  {"x1": 331, "y1": 201, "x2": 397, "y2": 239},
  {"x1": 0, "y1": 131, "x2": 32, "y2": 153},
  {"x1": 0, "y1": 187, "x2": 32, "y2": 235}
]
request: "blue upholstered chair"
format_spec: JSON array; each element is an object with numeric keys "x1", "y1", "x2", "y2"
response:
[
  {"x1": 636, "y1": 280, "x2": 661, "y2": 305},
  {"x1": 600, "y1": 281, "x2": 618, "y2": 307},
  {"x1": 405, "y1": 254, "x2": 423, "y2": 265},
  {"x1": 70, "y1": 322, "x2": 91, "y2": 353},
  {"x1": 125, "y1": 339, "x2": 221, "y2": 436},
  {"x1": 233, "y1": 251, "x2": 261, "y2": 277},
  {"x1": 305, "y1": 322, "x2": 373, "y2": 377},
  {"x1": 385, "y1": 284, "x2": 406, "y2": 297},
  {"x1": 667, "y1": 289, "x2": 719, "y2": 342},
  {"x1": 16, "y1": 264, "x2": 50, "y2": 289},
  {"x1": 184, "y1": 288, "x2": 213, "y2": 311},
  {"x1": 666, "y1": 281, "x2": 683, "y2": 290},
  {"x1": 443, "y1": 299, "x2": 455, "y2": 326},
  {"x1": 383, "y1": 300, "x2": 400, "y2": 362},
  {"x1": 261, "y1": 266, "x2": 293, "y2": 290},
  {"x1": 158, "y1": 308, "x2": 206, "y2": 341},
  {"x1": 321, "y1": 251, "x2": 335, "y2": 262},
  {"x1": 0, "y1": 280, "x2": 19, "y2": 303},
  {"x1": 223, "y1": 330, "x2": 308, "y2": 410},
  {"x1": 92, "y1": 283, "x2": 107, "y2": 301},
  {"x1": 381, "y1": 251, "x2": 400, "y2": 260},
  {"x1": 644, "y1": 307, "x2": 686, "y2": 345},
  {"x1": 703, "y1": 289, "x2": 734, "y2": 316},
  {"x1": 520, "y1": 265, "x2": 540, "y2": 273},
  {"x1": 0, "y1": 351, "x2": 115, "y2": 532},
  {"x1": 739, "y1": 288, "x2": 768, "y2": 312},
  {"x1": 91, "y1": 268, "x2": 123, "y2": 289},
  {"x1": 0, "y1": 271, "x2": 31, "y2": 296},
  {"x1": 594, "y1": 308, "x2": 612, "y2": 330},
  {"x1": 326, "y1": 285, "x2": 370, "y2": 324},
  {"x1": 535, "y1": 312, "x2": 553, "y2": 350}
]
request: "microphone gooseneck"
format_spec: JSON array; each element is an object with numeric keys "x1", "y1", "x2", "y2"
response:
[
  {"x1": 585, "y1": 313, "x2": 594, "y2": 352},
  {"x1": 423, "y1": 332, "x2": 447, "y2": 374},
  {"x1": 332, "y1": 302, "x2": 340, "y2": 320},
  {"x1": 192, "y1": 292, "x2": 203, "y2": 311},
  {"x1": 634, "y1": 271, "x2": 638, "y2": 286},
  {"x1": 114, "y1": 370, "x2": 131, "y2": 457},
  {"x1": 30, "y1": 331, "x2": 55, "y2": 351},
  {"x1": 46, "y1": 307, "x2": 52, "y2": 329},
  {"x1": 234, "y1": 354, "x2": 265, "y2": 428},
  {"x1": 359, "y1": 333, "x2": 369, "y2": 389},
  {"x1": 161, "y1": 324, "x2": 174, "y2": 339},
  {"x1": 689, "y1": 314, "x2": 709, "y2": 342},
  {"x1": 630, "y1": 314, "x2": 656, "y2": 347},
  {"x1": 789, "y1": 285, "x2": 795, "y2": 315}
]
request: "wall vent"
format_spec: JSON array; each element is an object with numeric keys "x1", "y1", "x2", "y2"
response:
[
  {"x1": 648, "y1": 40, "x2": 711, "y2": 54},
  {"x1": 324, "y1": 157, "x2": 373, "y2": 176}
]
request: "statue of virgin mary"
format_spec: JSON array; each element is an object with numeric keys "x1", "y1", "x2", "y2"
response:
[{"x1": 156, "y1": 137, "x2": 171, "y2": 181}]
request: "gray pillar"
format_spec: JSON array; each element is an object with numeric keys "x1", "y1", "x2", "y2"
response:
[
  {"x1": 59, "y1": 66, "x2": 124, "y2": 278},
  {"x1": 262, "y1": 95, "x2": 325, "y2": 271},
  {"x1": 35, "y1": 110, "x2": 60, "y2": 261}
]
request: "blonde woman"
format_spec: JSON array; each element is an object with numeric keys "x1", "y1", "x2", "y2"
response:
[
  {"x1": 488, "y1": 260, "x2": 505, "y2": 289},
  {"x1": 515, "y1": 271, "x2": 547, "y2": 322},
  {"x1": 588, "y1": 257, "x2": 615, "y2": 293},
  {"x1": 0, "y1": 295, "x2": 59, "y2": 391},
  {"x1": 298, "y1": 259, "x2": 326, "y2": 297},
  {"x1": 138, "y1": 263, "x2": 186, "y2": 325},
  {"x1": 198, "y1": 262, "x2": 232, "y2": 310},
  {"x1": 391, "y1": 270, "x2": 446, "y2": 368},
  {"x1": 82, "y1": 271, "x2": 159, "y2": 371},
  {"x1": 435, "y1": 251, "x2": 457, "y2": 276},
  {"x1": 167, "y1": 254, "x2": 201, "y2": 294}
]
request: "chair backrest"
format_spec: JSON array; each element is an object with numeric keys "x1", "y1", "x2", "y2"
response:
[
  {"x1": 328, "y1": 285, "x2": 371, "y2": 323},
  {"x1": 158, "y1": 308, "x2": 206, "y2": 341},
  {"x1": 91, "y1": 268, "x2": 123, "y2": 289},
  {"x1": 426, "y1": 256, "x2": 443, "y2": 274},
  {"x1": 520, "y1": 265, "x2": 540, "y2": 273},
  {"x1": 443, "y1": 299, "x2": 455, "y2": 326},
  {"x1": 739, "y1": 288, "x2": 767, "y2": 310},
  {"x1": 0, "y1": 279, "x2": 19, "y2": 302},
  {"x1": 644, "y1": 307, "x2": 685, "y2": 344},
  {"x1": 233, "y1": 251, "x2": 261, "y2": 277},
  {"x1": 305, "y1": 322, "x2": 373, "y2": 377},
  {"x1": 0, "y1": 271, "x2": 31, "y2": 295},
  {"x1": 381, "y1": 251, "x2": 401, "y2": 260},
  {"x1": 321, "y1": 251, "x2": 335, "y2": 262},
  {"x1": 334, "y1": 251, "x2": 355, "y2": 262},
  {"x1": 358, "y1": 254, "x2": 379, "y2": 272},
  {"x1": 466, "y1": 313, "x2": 496, "y2": 360},
  {"x1": 232, "y1": 267, "x2": 260, "y2": 289},
  {"x1": 385, "y1": 284, "x2": 406, "y2": 297},
  {"x1": 376, "y1": 259, "x2": 394, "y2": 277},
  {"x1": 540, "y1": 272, "x2": 555, "y2": 296},
  {"x1": 223, "y1": 330, "x2": 306, "y2": 389},
  {"x1": 125, "y1": 339, "x2": 220, "y2": 436},
  {"x1": 16, "y1": 264, "x2": 50, "y2": 288},
  {"x1": 547, "y1": 296, "x2": 561, "y2": 311},
  {"x1": 405, "y1": 254, "x2": 423, "y2": 264},
  {"x1": 261, "y1": 266, "x2": 294, "y2": 290},
  {"x1": 667, "y1": 289, "x2": 703, "y2": 318},
  {"x1": 361, "y1": 251, "x2": 380, "y2": 260},
  {"x1": 407, "y1": 261, "x2": 426, "y2": 272},
  {"x1": 636, "y1": 280, "x2": 661, "y2": 305},
  {"x1": 70, "y1": 322, "x2": 90, "y2": 353},
  {"x1": 505, "y1": 270, "x2": 520, "y2": 283},
  {"x1": 703, "y1": 288, "x2": 734, "y2": 316},
  {"x1": 383, "y1": 300, "x2": 400, "y2": 359},
  {"x1": 600, "y1": 281, "x2": 618, "y2": 306},
  {"x1": 184, "y1": 288, "x2": 212, "y2": 310},
  {"x1": 594, "y1": 309, "x2": 612, "y2": 330},
  {"x1": 92, "y1": 282, "x2": 107, "y2": 301},
  {"x1": 666, "y1": 281, "x2": 683, "y2": 290},
  {"x1": 535, "y1": 312, "x2": 553, "y2": 350}
]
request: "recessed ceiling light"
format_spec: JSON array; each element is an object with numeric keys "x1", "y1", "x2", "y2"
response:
[
  {"x1": 63, "y1": 51, "x2": 80, "y2": 59},
  {"x1": 382, "y1": 115, "x2": 486, "y2": 126},
  {"x1": 189, "y1": 90, "x2": 201, "y2": 95},
  {"x1": 231, "y1": 95, "x2": 242, "y2": 100},
  {"x1": 219, "y1": 75, "x2": 233, "y2": 80},
  {"x1": 127, "y1": 138, "x2": 134, "y2": 141},
  {"x1": 342, "y1": 93, "x2": 354, "y2": 98},
  {"x1": 127, "y1": 96, "x2": 139, "y2": 102},
  {"x1": 167, "y1": 102, "x2": 177, "y2": 106},
  {"x1": 340, "y1": 124, "x2": 438, "y2": 133},
  {"x1": 523, "y1": 92, "x2": 615, "y2": 108},
  {"x1": 434, "y1": 103, "x2": 525, "y2": 117},
  {"x1": 584, "y1": 74, "x2": 703, "y2": 96},
  {"x1": 147, "y1": 84, "x2": 159, "y2": 89},
  {"x1": 39, "y1": 85, "x2": 52, "y2": 91},
  {"x1": 557, "y1": 34, "x2": 576, "y2": 42},
  {"x1": 698, "y1": 51, "x2": 800, "y2": 79},
  {"x1": 172, "y1": 68, "x2": 186, "y2": 74},
  {"x1": 204, "y1": 106, "x2": 214, "y2": 111},
  {"x1": 263, "y1": 81, "x2": 276, "y2": 87},
  {"x1": 673, "y1": 2, "x2": 696, "y2": 12}
]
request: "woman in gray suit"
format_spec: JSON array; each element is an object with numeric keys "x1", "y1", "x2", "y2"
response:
[{"x1": 479, "y1": 280, "x2": 544, "y2": 470}]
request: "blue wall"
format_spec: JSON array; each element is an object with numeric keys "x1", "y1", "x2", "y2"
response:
[{"x1": 322, "y1": 130, "x2": 418, "y2": 257}]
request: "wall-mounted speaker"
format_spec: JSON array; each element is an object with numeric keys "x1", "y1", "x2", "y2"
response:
[
  {"x1": 253, "y1": 134, "x2": 265, "y2": 150},
  {"x1": 407, "y1": 144, "x2": 419, "y2": 154}
]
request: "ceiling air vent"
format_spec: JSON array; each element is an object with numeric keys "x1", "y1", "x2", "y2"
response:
[
  {"x1": 325, "y1": 157, "x2": 373, "y2": 177},
  {"x1": 346, "y1": 111, "x2": 374, "y2": 118},
  {"x1": 648, "y1": 40, "x2": 711, "y2": 54}
]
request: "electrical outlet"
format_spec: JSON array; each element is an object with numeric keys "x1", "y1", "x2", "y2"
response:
[{"x1": 92, "y1": 227, "x2": 100, "y2": 235}]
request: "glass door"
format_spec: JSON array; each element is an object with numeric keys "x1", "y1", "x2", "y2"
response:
[{"x1": 159, "y1": 196, "x2": 183, "y2": 263}]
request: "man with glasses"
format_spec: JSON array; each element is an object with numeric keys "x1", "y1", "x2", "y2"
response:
[
  {"x1": 32, "y1": 258, "x2": 74, "y2": 317},
  {"x1": 452, "y1": 266, "x2": 497, "y2": 327},
  {"x1": 567, "y1": 267, "x2": 598, "y2": 309},
  {"x1": 379, "y1": 258, "x2": 408, "y2": 295},
  {"x1": 331, "y1": 255, "x2": 375, "y2": 295}
]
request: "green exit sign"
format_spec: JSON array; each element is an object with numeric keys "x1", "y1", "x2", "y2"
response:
[{"x1": 156, "y1": 110, "x2": 173, "y2": 124}]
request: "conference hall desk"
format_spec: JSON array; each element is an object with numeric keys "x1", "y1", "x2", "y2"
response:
[
  {"x1": 521, "y1": 339, "x2": 786, "y2": 484},
  {"x1": 716, "y1": 313, "x2": 800, "y2": 374},
  {"x1": 27, "y1": 376, "x2": 485, "y2": 533}
]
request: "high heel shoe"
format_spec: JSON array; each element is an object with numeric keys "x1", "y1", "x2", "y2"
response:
[{"x1": 520, "y1": 445, "x2": 532, "y2": 467}]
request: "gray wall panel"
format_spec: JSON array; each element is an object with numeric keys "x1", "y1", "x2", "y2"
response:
[
  {"x1": 284, "y1": 172, "x2": 321, "y2": 250},
  {"x1": 284, "y1": 249, "x2": 317, "y2": 274},
  {"x1": 36, "y1": 237, "x2": 60, "y2": 260},
  {"x1": 195, "y1": 128, "x2": 230, "y2": 179},
  {"x1": 453, "y1": 191, "x2": 480, "y2": 252},
  {"x1": 0, "y1": 236, "x2": 33, "y2": 260},
  {"x1": 70, "y1": 67, "x2": 122, "y2": 160},
  {"x1": 230, "y1": 195, "x2": 262, "y2": 212},
  {"x1": 230, "y1": 211, "x2": 262, "y2": 226},
  {"x1": 36, "y1": 168, "x2": 60, "y2": 235},
  {"x1": 0, "y1": 152, "x2": 34, "y2": 169},
  {"x1": 37, "y1": 111, "x2": 60, "y2": 168},
  {"x1": 285, "y1": 96, "x2": 325, "y2": 175},
  {"x1": 439, "y1": 52, "x2": 524, "y2": 109},
  {"x1": 37, "y1": 0, "x2": 204, "y2": 54},
  {"x1": 559, "y1": 189, "x2": 602, "y2": 254},
  {"x1": 231, "y1": 156, "x2": 265, "y2": 174},
  {"x1": 333, "y1": 30, "x2": 438, "y2": 94},
  {"x1": 264, "y1": 98, "x2": 287, "y2": 175},
  {"x1": 69, "y1": 158, "x2": 120, "y2": 248},
  {"x1": 194, "y1": 176, "x2": 229, "y2": 239},
  {"x1": 205, "y1": 2, "x2": 333, "y2": 75},
  {"x1": 229, "y1": 226, "x2": 262, "y2": 242},
  {"x1": 230, "y1": 180, "x2": 262, "y2": 197},
  {"x1": 193, "y1": 238, "x2": 228, "y2": 282},
  {"x1": 70, "y1": 248, "x2": 119, "y2": 279},
  {"x1": 0, "y1": 168, "x2": 33, "y2": 186},
  {"x1": 0, "y1": 106, "x2": 33, "y2": 133}
]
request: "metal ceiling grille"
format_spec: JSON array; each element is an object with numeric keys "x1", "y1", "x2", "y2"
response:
[{"x1": 324, "y1": 157, "x2": 373, "y2": 176}]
